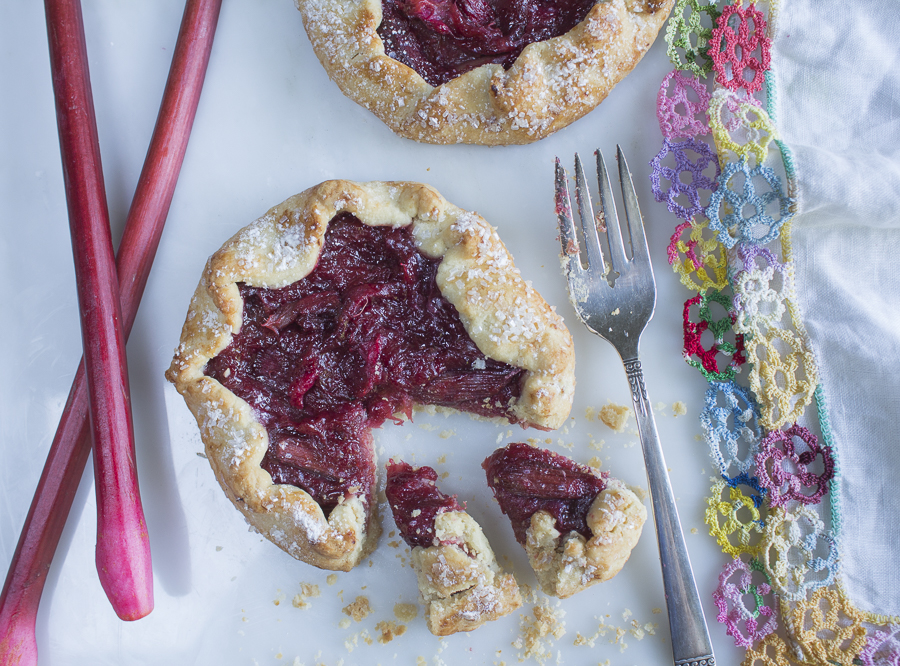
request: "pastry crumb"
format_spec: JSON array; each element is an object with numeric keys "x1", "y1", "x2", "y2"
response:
[
  {"x1": 342, "y1": 596, "x2": 372, "y2": 622},
  {"x1": 375, "y1": 620, "x2": 406, "y2": 644},
  {"x1": 599, "y1": 403, "x2": 631, "y2": 432},
  {"x1": 513, "y1": 598, "x2": 566, "y2": 665},
  {"x1": 394, "y1": 603, "x2": 418, "y2": 623},
  {"x1": 292, "y1": 582, "x2": 320, "y2": 608},
  {"x1": 327, "y1": 574, "x2": 338, "y2": 586},
  {"x1": 588, "y1": 456, "x2": 603, "y2": 469},
  {"x1": 672, "y1": 400, "x2": 687, "y2": 417}
]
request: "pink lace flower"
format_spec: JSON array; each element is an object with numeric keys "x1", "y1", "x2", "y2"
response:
[
  {"x1": 657, "y1": 70, "x2": 711, "y2": 140},
  {"x1": 713, "y1": 557, "x2": 777, "y2": 648},
  {"x1": 709, "y1": 2, "x2": 771, "y2": 95},
  {"x1": 756, "y1": 424, "x2": 835, "y2": 507}
]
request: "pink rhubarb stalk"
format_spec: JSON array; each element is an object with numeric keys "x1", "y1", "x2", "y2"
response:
[
  {"x1": 45, "y1": 0, "x2": 152, "y2": 622},
  {"x1": 0, "y1": 0, "x2": 221, "y2": 661}
]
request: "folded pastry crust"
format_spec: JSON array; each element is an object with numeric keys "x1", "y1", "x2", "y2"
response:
[
  {"x1": 166, "y1": 180, "x2": 575, "y2": 571},
  {"x1": 525, "y1": 479, "x2": 647, "y2": 598},
  {"x1": 294, "y1": 0, "x2": 674, "y2": 145},
  {"x1": 410, "y1": 511, "x2": 522, "y2": 635}
]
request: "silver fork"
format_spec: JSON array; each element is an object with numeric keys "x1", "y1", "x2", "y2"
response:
[{"x1": 555, "y1": 147, "x2": 716, "y2": 666}]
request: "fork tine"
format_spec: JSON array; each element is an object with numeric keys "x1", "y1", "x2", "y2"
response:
[
  {"x1": 616, "y1": 145, "x2": 651, "y2": 267},
  {"x1": 554, "y1": 158, "x2": 582, "y2": 277},
  {"x1": 573, "y1": 153, "x2": 606, "y2": 273},
  {"x1": 595, "y1": 149, "x2": 629, "y2": 275}
]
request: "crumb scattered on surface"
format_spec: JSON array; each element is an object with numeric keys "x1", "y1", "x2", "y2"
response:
[
  {"x1": 585, "y1": 406, "x2": 596, "y2": 422},
  {"x1": 394, "y1": 603, "x2": 418, "y2": 623},
  {"x1": 292, "y1": 583, "x2": 320, "y2": 609},
  {"x1": 274, "y1": 590, "x2": 285, "y2": 606},
  {"x1": 588, "y1": 456, "x2": 603, "y2": 469},
  {"x1": 343, "y1": 596, "x2": 372, "y2": 622},
  {"x1": 339, "y1": 617, "x2": 352, "y2": 630},
  {"x1": 691, "y1": 527, "x2": 698, "y2": 534},
  {"x1": 512, "y1": 598, "x2": 566, "y2": 665},
  {"x1": 375, "y1": 620, "x2": 406, "y2": 644},
  {"x1": 439, "y1": 430, "x2": 455, "y2": 439},
  {"x1": 598, "y1": 403, "x2": 632, "y2": 432},
  {"x1": 673, "y1": 400, "x2": 687, "y2": 417},
  {"x1": 327, "y1": 574, "x2": 338, "y2": 586}
]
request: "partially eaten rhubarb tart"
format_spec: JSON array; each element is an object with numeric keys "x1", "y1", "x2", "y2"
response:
[
  {"x1": 166, "y1": 180, "x2": 574, "y2": 571},
  {"x1": 483, "y1": 442, "x2": 645, "y2": 598},
  {"x1": 294, "y1": 0, "x2": 674, "y2": 145},
  {"x1": 386, "y1": 460, "x2": 522, "y2": 635}
]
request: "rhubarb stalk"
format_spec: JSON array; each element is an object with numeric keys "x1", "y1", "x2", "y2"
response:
[
  {"x1": 45, "y1": 0, "x2": 152, "y2": 622},
  {"x1": 0, "y1": 0, "x2": 221, "y2": 661}
]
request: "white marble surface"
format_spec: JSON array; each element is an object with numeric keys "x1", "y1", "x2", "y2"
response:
[{"x1": 0, "y1": 2, "x2": 743, "y2": 664}]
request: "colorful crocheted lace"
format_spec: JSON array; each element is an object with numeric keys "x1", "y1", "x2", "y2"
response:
[{"x1": 654, "y1": 0, "x2": 897, "y2": 660}]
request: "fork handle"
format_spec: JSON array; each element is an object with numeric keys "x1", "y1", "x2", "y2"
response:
[{"x1": 623, "y1": 357, "x2": 716, "y2": 666}]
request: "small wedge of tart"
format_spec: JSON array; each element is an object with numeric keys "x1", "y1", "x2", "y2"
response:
[
  {"x1": 386, "y1": 460, "x2": 522, "y2": 635},
  {"x1": 294, "y1": 0, "x2": 674, "y2": 145},
  {"x1": 166, "y1": 180, "x2": 575, "y2": 571},
  {"x1": 483, "y1": 442, "x2": 645, "y2": 598}
]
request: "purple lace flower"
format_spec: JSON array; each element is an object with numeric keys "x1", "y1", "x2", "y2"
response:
[
  {"x1": 756, "y1": 424, "x2": 835, "y2": 507},
  {"x1": 651, "y1": 138, "x2": 721, "y2": 221},
  {"x1": 860, "y1": 624, "x2": 900, "y2": 666}
]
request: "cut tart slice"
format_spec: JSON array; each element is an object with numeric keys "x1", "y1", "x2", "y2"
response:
[
  {"x1": 483, "y1": 442, "x2": 646, "y2": 598},
  {"x1": 166, "y1": 180, "x2": 575, "y2": 571},
  {"x1": 294, "y1": 0, "x2": 674, "y2": 145},
  {"x1": 385, "y1": 460, "x2": 522, "y2": 635}
]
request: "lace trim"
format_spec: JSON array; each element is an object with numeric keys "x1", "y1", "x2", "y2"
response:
[{"x1": 652, "y1": 0, "x2": 900, "y2": 656}]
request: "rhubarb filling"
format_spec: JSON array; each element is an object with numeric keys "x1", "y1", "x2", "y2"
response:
[
  {"x1": 386, "y1": 460, "x2": 462, "y2": 548},
  {"x1": 205, "y1": 214, "x2": 526, "y2": 516},
  {"x1": 377, "y1": 0, "x2": 597, "y2": 86},
  {"x1": 483, "y1": 442, "x2": 607, "y2": 544}
]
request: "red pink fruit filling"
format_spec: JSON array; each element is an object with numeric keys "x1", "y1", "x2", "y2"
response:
[
  {"x1": 377, "y1": 0, "x2": 597, "y2": 86},
  {"x1": 205, "y1": 214, "x2": 525, "y2": 516},
  {"x1": 385, "y1": 460, "x2": 463, "y2": 548},
  {"x1": 483, "y1": 442, "x2": 607, "y2": 544}
]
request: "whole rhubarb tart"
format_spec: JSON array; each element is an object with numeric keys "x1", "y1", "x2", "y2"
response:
[
  {"x1": 293, "y1": 0, "x2": 674, "y2": 145},
  {"x1": 166, "y1": 180, "x2": 575, "y2": 571}
]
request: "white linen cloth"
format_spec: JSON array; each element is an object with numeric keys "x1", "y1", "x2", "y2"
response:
[{"x1": 773, "y1": 0, "x2": 900, "y2": 618}]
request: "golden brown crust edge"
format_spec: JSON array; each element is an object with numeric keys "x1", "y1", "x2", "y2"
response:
[
  {"x1": 410, "y1": 511, "x2": 522, "y2": 636},
  {"x1": 524, "y1": 479, "x2": 647, "y2": 598},
  {"x1": 166, "y1": 180, "x2": 575, "y2": 571},
  {"x1": 294, "y1": 0, "x2": 674, "y2": 145}
]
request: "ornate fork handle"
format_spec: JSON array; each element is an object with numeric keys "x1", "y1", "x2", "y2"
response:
[{"x1": 623, "y1": 355, "x2": 716, "y2": 666}]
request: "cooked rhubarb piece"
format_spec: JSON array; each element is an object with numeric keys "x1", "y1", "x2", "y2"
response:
[
  {"x1": 377, "y1": 0, "x2": 597, "y2": 86},
  {"x1": 483, "y1": 441, "x2": 607, "y2": 543},
  {"x1": 205, "y1": 214, "x2": 525, "y2": 515},
  {"x1": 385, "y1": 459, "x2": 521, "y2": 635},
  {"x1": 386, "y1": 460, "x2": 462, "y2": 548},
  {"x1": 483, "y1": 442, "x2": 646, "y2": 598}
]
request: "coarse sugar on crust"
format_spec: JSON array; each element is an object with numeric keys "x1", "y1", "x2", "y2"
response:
[
  {"x1": 410, "y1": 511, "x2": 523, "y2": 635},
  {"x1": 294, "y1": 0, "x2": 674, "y2": 145},
  {"x1": 525, "y1": 479, "x2": 647, "y2": 598},
  {"x1": 166, "y1": 180, "x2": 575, "y2": 571}
]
